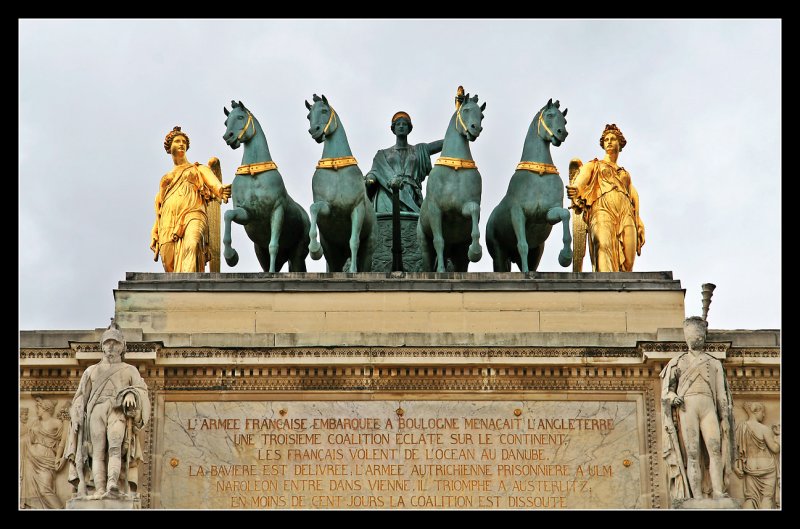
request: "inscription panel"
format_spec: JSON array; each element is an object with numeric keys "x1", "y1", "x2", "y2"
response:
[{"x1": 160, "y1": 400, "x2": 642, "y2": 509}]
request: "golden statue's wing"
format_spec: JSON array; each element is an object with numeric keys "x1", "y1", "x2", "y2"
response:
[
  {"x1": 208, "y1": 156, "x2": 223, "y2": 184},
  {"x1": 568, "y1": 158, "x2": 588, "y2": 272},
  {"x1": 207, "y1": 156, "x2": 223, "y2": 273},
  {"x1": 568, "y1": 158, "x2": 582, "y2": 183}
]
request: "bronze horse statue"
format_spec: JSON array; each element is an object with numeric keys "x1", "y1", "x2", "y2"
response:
[
  {"x1": 486, "y1": 99, "x2": 573, "y2": 272},
  {"x1": 222, "y1": 100, "x2": 310, "y2": 272},
  {"x1": 417, "y1": 87, "x2": 486, "y2": 272},
  {"x1": 305, "y1": 94, "x2": 375, "y2": 272}
]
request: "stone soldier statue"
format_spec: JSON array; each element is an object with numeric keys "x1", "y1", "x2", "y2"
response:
[
  {"x1": 660, "y1": 316, "x2": 735, "y2": 506},
  {"x1": 65, "y1": 322, "x2": 150, "y2": 500}
]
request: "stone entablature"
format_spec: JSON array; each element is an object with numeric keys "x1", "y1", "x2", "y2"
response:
[{"x1": 19, "y1": 272, "x2": 780, "y2": 509}]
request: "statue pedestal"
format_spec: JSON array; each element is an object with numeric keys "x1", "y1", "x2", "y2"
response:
[
  {"x1": 675, "y1": 497, "x2": 741, "y2": 509},
  {"x1": 371, "y1": 212, "x2": 423, "y2": 272},
  {"x1": 113, "y1": 271, "x2": 686, "y2": 341},
  {"x1": 66, "y1": 496, "x2": 141, "y2": 509}
]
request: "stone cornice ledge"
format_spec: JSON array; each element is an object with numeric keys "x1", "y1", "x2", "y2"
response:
[{"x1": 20, "y1": 341, "x2": 780, "y2": 368}]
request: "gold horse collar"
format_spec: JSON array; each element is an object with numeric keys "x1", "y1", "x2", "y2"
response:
[
  {"x1": 516, "y1": 161, "x2": 559, "y2": 175},
  {"x1": 435, "y1": 157, "x2": 477, "y2": 170},
  {"x1": 317, "y1": 156, "x2": 358, "y2": 170},
  {"x1": 236, "y1": 161, "x2": 278, "y2": 175}
]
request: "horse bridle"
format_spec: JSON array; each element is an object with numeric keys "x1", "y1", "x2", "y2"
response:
[
  {"x1": 537, "y1": 110, "x2": 555, "y2": 138},
  {"x1": 456, "y1": 103, "x2": 470, "y2": 135},
  {"x1": 237, "y1": 112, "x2": 255, "y2": 141},
  {"x1": 322, "y1": 106, "x2": 338, "y2": 135}
]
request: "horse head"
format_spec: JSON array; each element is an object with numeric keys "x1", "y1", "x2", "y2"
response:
[
  {"x1": 305, "y1": 94, "x2": 338, "y2": 144},
  {"x1": 536, "y1": 98, "x2": 569, "y2": 147},
  {"x1": 455, "y1": 93, "x2": 486, "y2": 142},
  {"x1": 223, "y1": 100, "x2": 256, "y2": 150}
]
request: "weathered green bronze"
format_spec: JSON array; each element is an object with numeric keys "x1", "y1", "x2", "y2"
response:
[
  {"x1": 365, "y1": 112, "x2": 442, "y2": 272},
  {"x1": 221, "y1": 101, "x2": 311, "y2": 272},
  {"x1": 417, "y1": 88, "x2": 486, "y2": 272},
  {"x1": 486, "y1": 99, "x2": 573, "y2": 272},
  {"x1": 305, "y1": 94, "x2": 376, "y2": 272},
  {"x1": 364, "y1": 113, "x2": 443, "y2": 214},
  {"x1": 391, "y1": 179, "x2": 403, "y2": 271}
]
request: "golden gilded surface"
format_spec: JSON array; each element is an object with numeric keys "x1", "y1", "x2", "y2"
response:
[
  {"x1": 150, "y1": 128, "x2": 231, "y2": 273},
  {"x1": 569, "y1": 159, "x2": 588, "y2": 272},
  {"x1": 566, "y1": 125, "x2": 644, "y2": 272},
  {"x1": 434, "y1": 157, "x2": 477, "y2": 170},
  {"x1": 316, "y1": 156, "x2": 358, "y2": 170},
  {"x1": 235, "y1": 161, "x2": 278, "y2": 175},
  {"x1": 516, "y1": 161, "x2": 559, "y2": 175},
  {"x1": 207, "y1": 162, "x2": 223, "y2": 273}
]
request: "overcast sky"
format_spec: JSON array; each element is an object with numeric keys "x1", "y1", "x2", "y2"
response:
[{"x1": 19, "y1": 19, "x2": 780, "y2": 332}]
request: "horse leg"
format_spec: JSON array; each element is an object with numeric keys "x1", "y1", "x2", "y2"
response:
[
  {"x1": 491, "y1": 244, "x2": 511, "y2": 272},
  {"x1": 289, "y1": 248, "x2": 307, "y2": 272},
  {"x1": 348, "y1": 204, "x2": 365, "y2": 273},
  {"x1": 463, "y1": 201, "x2": 483, "y2": 262},
  {"x1": 528, "y1": 245, "x2": 545, "y2": 271},
  {"x1": 417, "y1": 219, "x2": 435, "y2": 272},
  {"x1": 427, "y1": 204, "x2": 447, "y2": 272},
  {"x1": 358, "y1": 211, "x2": 374, "y2": 273},
  {"x1": 308, "y1": 201, "x2": 330, "y2": 260},
  {"x1": 319, "y1": 235, "x2": 333, "y2": 272},
  {"x1": 267, "y1": 204, "x2": 284, "y2": 273},
  {"x1": 223, "y1": 207, "x2": 250, "y2": 267},
  {"x1": 254, "y1": 244, "x2": 271, "y2": 272},
  {"x1": 547, "y1": 206, "x2": 573, "y2": 267},
  {"x1": 510, "y1": 206, "x2": 529, "y2": 272},
  {"x1": 450, "y1": 246, "x2": 471, "y2": 272},
  {"x1": 289, "y1": 231, "x2": 308, "y2": 272},
  {"x1": 487, "y1": 233, "x2": 510, "y2": 273}
]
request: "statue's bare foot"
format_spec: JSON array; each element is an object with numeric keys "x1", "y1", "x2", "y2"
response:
[
  {"x1": 76, "y1": 484, "x2": 88, "y2": 498},
  {"x1": 712, "y1": 491, "x2": 728, "y2": 500}
]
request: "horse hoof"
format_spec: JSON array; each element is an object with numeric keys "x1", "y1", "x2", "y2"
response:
[
  {"x1": 309, "y1": 243, "x2": 323, "y2": 260},
  {"x1": 468, "y1": 244, "x2": 483, "y2": 262},
  {"x1": 558, "y1": 249, "x2": 573, "y2": 267},
  {"x1": 224, "y1": 250, "x2": 239, "y2": 267}
]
